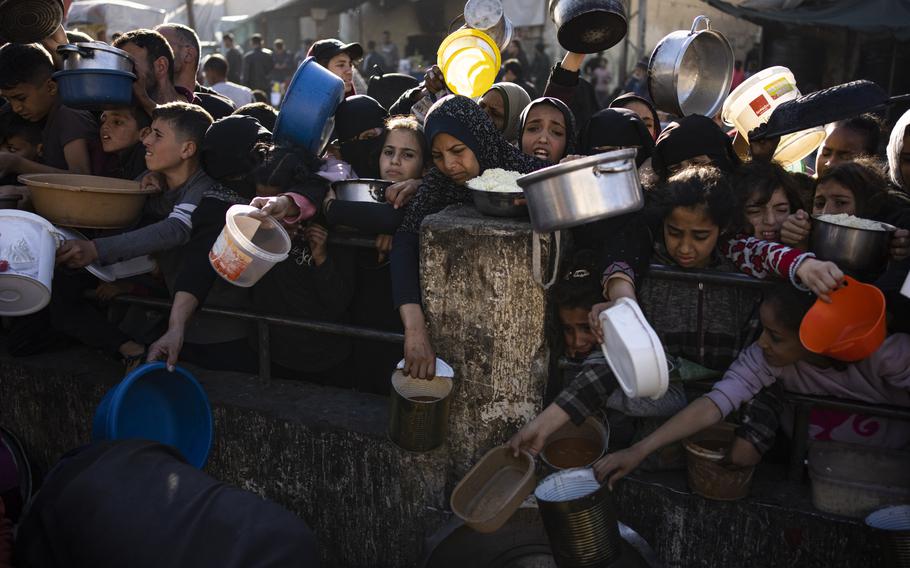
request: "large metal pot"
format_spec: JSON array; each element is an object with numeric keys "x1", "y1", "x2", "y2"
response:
[
  {"x1": 332, "y1": 179, "x2": 393, "y2": 204},
  {"x1": 273, "y1": 57, "x2": 346, "y2": 155},
  {"x1": 462, "y1": 0, "x2": 514, "y2": 52},
  {"x1": 648, "y1": 16, "x2": 734, "y2": 118},
  {"x1": 58, "y1": 42, "x2": 135, "y2": 73},
  {"x1": 516, "y1": 149, "x2": 643, "y2": 233},
  {"x1": 548, "y1": 0, "x2": 627, "y2": 54},
  {"x1": 810, "y1": 215, "x2": 896, "y2": 274}
]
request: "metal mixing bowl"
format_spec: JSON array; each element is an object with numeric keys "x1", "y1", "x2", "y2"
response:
[
  {"x1": 472, "y1": 190, "x2": 528, "y2": 218},
  {"x1": 810, "y1": 215, "x2": 896, "y2": 274},
  {"x1": 332, "y1": 179, "x2": 393, "y2": 204}
]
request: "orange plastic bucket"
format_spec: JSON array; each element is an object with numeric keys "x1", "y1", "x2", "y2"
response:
[{"x1": 799, "y1": 276, "x2": 886, "y2": 362}]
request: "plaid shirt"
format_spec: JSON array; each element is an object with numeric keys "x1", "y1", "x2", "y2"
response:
[{"x1": 555, "y1": 351, "x2": 617, "y2": 425}]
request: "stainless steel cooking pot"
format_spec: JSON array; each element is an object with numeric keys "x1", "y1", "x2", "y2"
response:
[
  {"x1": 332, "y1": 179, "x2": 393, "y2": 204},
  {"x1": 462, "y1": 0, "x2": 514, "y2": 52},
  {"x1": 548, "y1": 0, "x2": 627, "y2": 54},
  {"x1": 648, "y1": 16, "x2": 733, "y2": 118},
  {"x1": 810, "y1": 216, "x2": 896, "y2": 274},
  {"x1": 517, "y1": 149, "x2": 643, "y2": 233},
  {"x1": 58, "y1": 42, "x2": 135, "y2": 73}
]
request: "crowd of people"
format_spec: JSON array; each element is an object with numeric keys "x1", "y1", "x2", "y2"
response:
[{"x1": 1, "y1": 18, "x2": 910, "y2": 563}]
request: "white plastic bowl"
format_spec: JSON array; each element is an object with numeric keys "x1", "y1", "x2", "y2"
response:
[{"x1": 599, "y1": 297, "x2": 669, "y2": 400}]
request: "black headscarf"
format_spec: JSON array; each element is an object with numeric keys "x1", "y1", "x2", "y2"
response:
[
  {"x1": 399, "y1": 95, "x2": 548, "y2": 233},
  {"x1": 334, "y1": 95, "x2": 389, "y2": 178},
  {"x1": 518, "y1": 97, "x2": 577, "y2": 161},
  {"x1": 578, "y1": 108, "x2": 655, "y2": 166},
  {"x1": 610, "y1": 92, "x2": 661, "y2": 140},
  {"x1": 651, "y1": 115, "x2": 740, "y2": 181},
  {"x1": 201, "y1": 115, "x2": 272, "y2": 199}
]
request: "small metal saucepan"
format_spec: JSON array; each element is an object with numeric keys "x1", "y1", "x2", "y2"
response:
[
  {"x1": 332, "y1": 179, "x2": 393, "y2": 204},
  {"x1": 57, "y1": 42, "x2": 135, "y2": 73},
  {"x1": 810, "y1": 215, "x2": 896, "y2": 274}
]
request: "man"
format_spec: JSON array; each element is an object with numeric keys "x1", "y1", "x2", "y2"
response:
[
  {"x1": 242, "y1": 34, "x2": 274, "y2": 93},
  {"x1": 271, "y1": 38, "x2": 294, "y2": 85},
  {"x1": 202, "y1": 54, "x2": 254, "y2": 107},
  {"x1": 362, "y1": 40, "x2": 384, "y2": 76},
  {"x1": 114, "y1": 29, "x2": 233, "y2": 120},
  {"x1": 308, "y1": 38, "x2": 363, "y2": 98},
  {"x1": 155, "y1": 24, "x2": 235, "y2": 118},
  {"x1": 222, "y1": 33, "x2": 244, "y2": 83},
  {"x1": 379, "y1": 31, "x2": 399, "y2": 71}
]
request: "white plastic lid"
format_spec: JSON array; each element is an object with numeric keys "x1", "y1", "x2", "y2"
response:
[
  {"x1": 599, "y1": 297, "x2": 669, "y2": 400},
  {"x1": 396, "y1": 357, "x2": 454, "y2": 378},
  {"x1": 0, "y1": 275, "x2": 50, "y2": 316}
]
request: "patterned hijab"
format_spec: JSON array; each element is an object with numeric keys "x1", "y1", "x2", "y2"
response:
[{"x1": 399, "y1": 95, "x2": 548, "y2": 233}]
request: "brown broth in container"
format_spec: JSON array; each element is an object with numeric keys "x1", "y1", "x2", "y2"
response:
[
  {"x1": 409, "y1": 395, "x2": 441, "y2": 402},
  {"x1": 543, "y1": 437, "x2": 602, "y2": 469}
]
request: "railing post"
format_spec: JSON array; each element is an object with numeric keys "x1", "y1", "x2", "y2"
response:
[
  {"x1": 258, "y1": 320, "x2": 271, "y2": 380},
  {"x1": 789, "y1": 403, "x2": 811, "y2": 481}
]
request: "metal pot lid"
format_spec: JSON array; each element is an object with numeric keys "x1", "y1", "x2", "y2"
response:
[
  {"x1": 516, "y1": 148, "x2": 637, "y2": 186},
  {"x1": 59, "y1": 42, "x2": 135, "y2": 62}
]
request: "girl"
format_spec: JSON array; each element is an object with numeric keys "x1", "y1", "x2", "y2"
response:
[
  {"x1": 577, "y1": 107, "x2": 654, "y2": 165},
  {"x1": 780, "y1": 159, "x2": 910, "y2": 262},
  {"x1": 610, "y1": 92, "x2": 661, "y2": 141},
  {"x1": 519, "y1": 97, "x2": 576, "y2": 162},
  {"x1": 888, "y1": 109, "x2": 910, "y2": 194},
  {"x1": 392, "y1": 95, "x2": 549, "y2": 378},
  {"x1": 732, "y1": 161, "x2": 805, "y2": 243},
  {"x1": 815, "y1": 115, "x2": 880, "y2": 178},
  {"x1": 651, "y1": 115, "x2": 741, "y2": 182},
  {"x1": 479, "y1": 82, "x2": 532, "y2": 143},
  {"x1": 594, "y1": 284, "x2": 910, "y2": 488}
]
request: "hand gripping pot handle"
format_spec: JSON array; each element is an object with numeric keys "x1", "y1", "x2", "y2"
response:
[
  {"x1": 593, "y1": 162, "x2": 634, "y2": 176},
  {"x1": 690, "y1": 15, "x2": 710, "y2": 34}
]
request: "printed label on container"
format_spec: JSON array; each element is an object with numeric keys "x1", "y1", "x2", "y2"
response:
[
  {"x1": 209, "y1": 231, "x2": 251, "y2": 282},
  {"x1": 749, "y1": 94, "x2": 771, "y2": 117},
  {"x1": 763, "y1": 77, "x2": 795, "y2": 100}
]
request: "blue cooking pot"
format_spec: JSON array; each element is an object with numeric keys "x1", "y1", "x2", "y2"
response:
[
  {"x1": 273, "y1": 57, "x2": 345, "y2": 154},
  {"x1": 53, "y1": 69, "x2": 136, "y2": 111}
]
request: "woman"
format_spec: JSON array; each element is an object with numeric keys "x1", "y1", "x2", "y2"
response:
[
  {"x1": 326, "y1": 95, "x2": 388, "y2": 180},
  {"x1": 479, "y1": 82, "x2": 532, "y2": 143},
  {"x1": 610, "y1": 92, "x2": 661, "y2": 141},
  {"x1": 392, "y1": 95, "x2": 549, "y2": 378},
  {"x1": 888, "y1": 109, "x2": 910, "y2": 194},
  {"x1": 519, "y1": 97, "x2": 576, "y2": 162},
  {"x1": 731, "y1": 161, "x2": 805, "y2": 243},
  {"x1": 577, "y1": 107, "x2": 654, "y2": 165},
  {"x1": 651, "y1": 115, "x2": 741, "y2": 182}
]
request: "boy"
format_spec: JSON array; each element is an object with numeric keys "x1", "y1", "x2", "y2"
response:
[
  {"x1": 0, "y1": 43, "x2": 97, "y2": 175},
  {"x1": 58, "y1": 102, "x2": 215, "y2": 269},
  {"x1": 99, "y1": 106, "x2": 151, "y2": 180},
  {"x1": 4, "y1": 116, "x2": 44, "y2": 161}
]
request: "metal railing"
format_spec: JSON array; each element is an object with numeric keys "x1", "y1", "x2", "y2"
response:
[{"x1": 104, "y1": 249, "x2": 909, "y2": 481}]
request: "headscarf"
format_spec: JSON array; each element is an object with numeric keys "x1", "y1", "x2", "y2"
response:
[
  {"x1": 367, "y1": 72, "x2": 420, "y2": 111},
  {"x1": 485, "y1": 82, "x2": 531, "y2": 142},
  {"x1": 610, "y1": 92, "x2": 661, "y2": 140},
  {"x1": 578, "y1": 108, "x2": 655, "y2": 166},
  {"x1": 651, "y1": 115, "x2": 740, "y2": 181},
  {"x1": 399, "y1": 95, "x2": 548, "y2": 233},
  {"x1": 201, "y1": 115, "x2": 272, "y2": 199},
  {"x1": 518, "y1": 97, "x2": 577, "y2": 160},
  {"x1": 334, "y1": 95, "x2": 389, "y2": 179},
  {"x1": 888, "y1": 109, "x2": 910, "y2": 190}
]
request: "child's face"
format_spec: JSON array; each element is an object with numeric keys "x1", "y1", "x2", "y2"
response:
[
  {"x1": 142, "y1": 118, "x2": 191, "y2": 172},
  {"x1": 5, "y1": 135, "x2": 41, "y2": 161},
  {"x1": 558, "y1": 306, "x2": 597, "y2": 359},
  {"x1": 101, "y1": 110, "x2": 142, "y2": 154},
  {"x1": 380, "y1": 129, "x2": 424, "y2": 182},
  {"x1": 1, "y1": 79, "x2": 57, "y2": 122},
  {"x1": 813, "y1": 180, "x2": 856, "y2": 216},
  {"x1": 745, "y1": 188, "x2": 791, "y2": 242},
  {"x1": 756, "y1": 301, "x2": 809, "y2": 367},
  {"x1": 663, "y1": 205, "x2": 720, "y2": 269}
]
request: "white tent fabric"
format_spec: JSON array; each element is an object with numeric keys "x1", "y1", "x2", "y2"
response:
[{"x1": 66, "y1": 0, "x2": 166, "y2": 33}]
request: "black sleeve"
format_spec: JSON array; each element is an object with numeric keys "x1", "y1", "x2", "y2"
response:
[
  {"x1": 287, "y1": 178, "x2": 329, "y2": 209},
  {"x1": 595, "y1": 211, "x2": 655, "y2": 287},
  {"x1": 389, "y1": 87, "x2": 422, "y2": 117},
  {"x1": 391, "y1": 231, "x2": 421, "y2": 309},
  {"x1": 311, "y1": 244, "x2": 358, "y2": 316},
  {"x1": 174, "y1": 198, "x2": 231, "y2": 303},
  {"x1": 325, "y1": 200, "x2": 404, "y2": 234}
]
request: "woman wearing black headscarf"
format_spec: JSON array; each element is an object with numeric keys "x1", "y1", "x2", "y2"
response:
[
  {"x1": 393, "y1": 95, "x2": 548, "y2": 378},
  {"x1": 519, "y1": 97, "x2": 577, "y2": 162},
  {"x1": 331, "y1": 94, "x2": 389, "y2": 179},
  {"x1": 577, "y1": 107, "x2": 655, "y2": 166},
  {"x1": 651, "y1": 115, "x2": 741, "y2": 182}
]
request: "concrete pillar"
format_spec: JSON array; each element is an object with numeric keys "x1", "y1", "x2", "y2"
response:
[{"x1": 420, "y1": 205, "x2": 552, "y2": 483}]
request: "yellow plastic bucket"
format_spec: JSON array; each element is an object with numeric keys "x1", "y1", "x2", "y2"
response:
[{"x1": 437, "y1": 28, "x2": 501, "y2": 98}]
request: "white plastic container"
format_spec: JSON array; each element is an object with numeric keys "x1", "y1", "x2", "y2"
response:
[
  {"x1": 208, "y1": 205, "x2": 291, "y2": 288},
  {"x1": 0, "y1": 210, "x2": 59, "y2": 316},
  {"x1": 722, "y1": 66, "x2": 826, "y2": 166},
  {"x1": 599, "y1": 297, "x2": 669, "y2": 400}
]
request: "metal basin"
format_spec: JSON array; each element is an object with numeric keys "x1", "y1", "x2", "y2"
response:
[
  {"x1": 809, "y1": 215, "x2": 896, "y2": 274},
  {"x1": 517, "y1": 149, "x2": 643, "y2": 233},
  {"x1": 648, "y1": 16, "x2": 734, "y2": 117},
  {"x1": 471, "y1": 189, "x2": 527, "y2": 218},
  {"x1": 58, "y1": 42, "x2": 135, "y2": 73},
  {"x1": 332, "y1": 179, "x2": 393, "y2": 204}
]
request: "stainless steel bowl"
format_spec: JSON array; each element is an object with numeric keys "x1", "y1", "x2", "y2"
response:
[
  {"x1": 58, "y1": 42, "x2": 135, "y2": 73},
  {"x1": 471, "y1": 189, "x2": 528, "y2": 218},
  {"x1": 810, "y1": 215, "x2": 896, "y2": 274},
  {"x1": 517, "y1": 149, "x2": 643, "y2": 233},
  {"x1": 332, "y1": 179, "x2": 393, "y2": 204}
]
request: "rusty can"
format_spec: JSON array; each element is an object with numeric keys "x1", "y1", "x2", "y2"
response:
[{"x1": 388, "y1": 359, "x2": 454, "y2": 452}]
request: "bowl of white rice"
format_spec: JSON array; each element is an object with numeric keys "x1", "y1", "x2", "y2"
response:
[
  {"x1": 811, "y1": 213, "x2": 896, "y2": 273},
  {"x1": 467, "y1": 169, "x2": 528, "y2": 218}
]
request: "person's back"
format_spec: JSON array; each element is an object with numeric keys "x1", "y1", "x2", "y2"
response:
[
  {"x1": 222, "y1": 34, "x2": 244, "y2": 83},
  {"x1": 203, "y1": 54, "x2": 254, "y2": 108},
  {"x1": 243, "y1": 35, "x2": 274, "y2": 92}
]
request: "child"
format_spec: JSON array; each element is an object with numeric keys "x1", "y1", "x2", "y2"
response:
[
  {"x1": 99, "y1": 106, "x2": 152, "y2": 181},
  {"x1": 57, "y1": 103, "x2": 216, "y2": 269},
  {"x1": 732, "y1": 161, "x2": 805, "y2": 244},
  {"x1": 594, "y1": 284, "x2": 910, "y2": 488},
  {"x1": 0, "y1": 43, "x2": 97, "y2": 175},
  {"x1": 3, "y1": 116, "x2": 43, "y2": 161}
]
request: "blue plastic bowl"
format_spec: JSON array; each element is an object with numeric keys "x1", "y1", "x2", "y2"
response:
[
  {"x1": 53, "y1": 69, "x2": 136, "y2": 111},
  {"x1": 92, "y1": 362, "x2": 213, "y2": 468},
  {"x1": 273, "y1": 57, "x2": 345, "y2": 154}
]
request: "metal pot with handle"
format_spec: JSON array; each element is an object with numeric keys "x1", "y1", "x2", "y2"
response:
[
  {"x1": 58, "y1": 42, "x2": 135, "y2": 73},
  {"x1": 548, "y1": 0, "x2": 627, "y2": 54},
  {"x1": 462, "y1": 0, "x2": 514, "y2": 52},
  {"x1": 648, "y1": 15, "x2": 734, "y2": 118}
]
